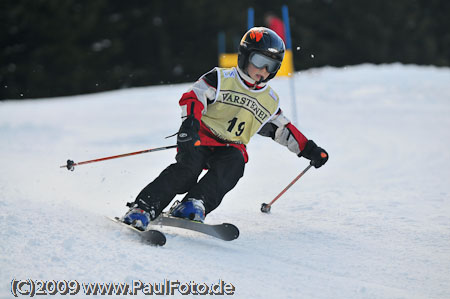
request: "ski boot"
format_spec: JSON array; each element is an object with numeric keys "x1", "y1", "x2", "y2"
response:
[
  {"x1": 122, "y1": 201, "x2": 156, "y2": 231},
  {"x1": 170, "y1": 198, "x2": 205, "y2": 223}
]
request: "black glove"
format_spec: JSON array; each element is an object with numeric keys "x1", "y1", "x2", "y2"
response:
[
  {"x1": 177, "y1": 116, "x2": 201, "y2": 152},
  {"x1": 299, "y1": 140, "x2": 328, "y2": 168}
]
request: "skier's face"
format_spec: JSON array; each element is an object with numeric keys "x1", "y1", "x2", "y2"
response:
[{"x1": 247, "y1": 62, "x2": 270, "y2": 82}]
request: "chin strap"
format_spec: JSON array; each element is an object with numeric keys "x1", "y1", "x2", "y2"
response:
[
  {"x1": 253, "y1": 79, "x2": 263, "y2": 90},
  {"x1": 236, "y1": 65, "x2": 268, "y2": 90}
]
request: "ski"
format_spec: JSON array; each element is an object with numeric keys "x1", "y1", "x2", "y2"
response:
[
  {"x1": 107, "y1": 214, "x2": 239, "y2": 244},
  {"x1": 151, "y1": 213, "x2": 239, "y2": 241},
  {"x1": 108, "y1": 216, "x2": 166, "y2": 246}
]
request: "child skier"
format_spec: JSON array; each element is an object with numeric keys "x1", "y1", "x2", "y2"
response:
[{"x1": 122, "y1": 27, "x2": 328, "y2": 230}]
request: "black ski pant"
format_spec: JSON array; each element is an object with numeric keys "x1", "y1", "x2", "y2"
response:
[{"x1": 134, "y1": 146, "x2": 245, "y2": 216}]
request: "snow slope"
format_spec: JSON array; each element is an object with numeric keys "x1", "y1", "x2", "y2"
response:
[{"x1": 1, "y1": 64, "x2": 449, "y2": 298}]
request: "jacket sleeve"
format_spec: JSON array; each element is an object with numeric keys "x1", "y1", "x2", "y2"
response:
[
  {"x1": 179, "y1": 68, "x2": 217, "y2": 121},
  {"x1": 258, "y1": 109, "x2": 308, "y2": 156}
]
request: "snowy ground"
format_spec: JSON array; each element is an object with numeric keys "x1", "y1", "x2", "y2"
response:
[{"x1": 1, "y1": 64, "x2": 450, "y2": 298}]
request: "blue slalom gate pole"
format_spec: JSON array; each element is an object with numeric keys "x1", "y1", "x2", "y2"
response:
[
  {"x1": 247, "y1": 8, "x2": 254, "y2": 29},
  {"x1": 282, "y1": 5, "x2": 299, "y2": 125}
]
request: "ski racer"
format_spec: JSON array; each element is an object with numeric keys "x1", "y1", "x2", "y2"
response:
[{"x1": 122, "y1": 27, "x2": 328, "y2": 230}]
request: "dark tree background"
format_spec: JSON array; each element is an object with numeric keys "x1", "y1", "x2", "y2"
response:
[{"x1": 1, "y1": 0, "x2": 449, "y2": 99}]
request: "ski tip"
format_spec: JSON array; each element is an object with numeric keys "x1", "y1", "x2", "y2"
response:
[
  {"x1": 223, "y1": 223, "x2": 240, "y2": 241},
  {"x1": 108, "y1": 216, "x2": 166, "y2": 246},
  {"x1": 145, "y1": 230, "x2": 167, "y2": 246}
]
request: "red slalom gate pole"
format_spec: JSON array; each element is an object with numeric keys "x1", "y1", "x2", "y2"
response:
[
  {"x1": 60, "y1": 145, "x2": 177, "y2": 171},
  {"x1": 261, "y1": 163, "x2": 313, "y2": 213}
]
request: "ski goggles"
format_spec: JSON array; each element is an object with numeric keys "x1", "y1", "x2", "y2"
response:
[{"x1": 249, "y1": 52, "x2": 281, "y2": 73}]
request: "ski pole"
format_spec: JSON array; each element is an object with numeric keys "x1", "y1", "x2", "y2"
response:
[
  {"x1": 261, "y1": 163, "x2": 313, "y2": 213},
  {"x1": 60, "y1": 145, "x2": 177, "y2": 171}
]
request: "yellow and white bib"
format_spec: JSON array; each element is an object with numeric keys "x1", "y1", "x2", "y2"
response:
[{"x1": 201, "y1": 67, "x2": 280, "y2": 145}]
